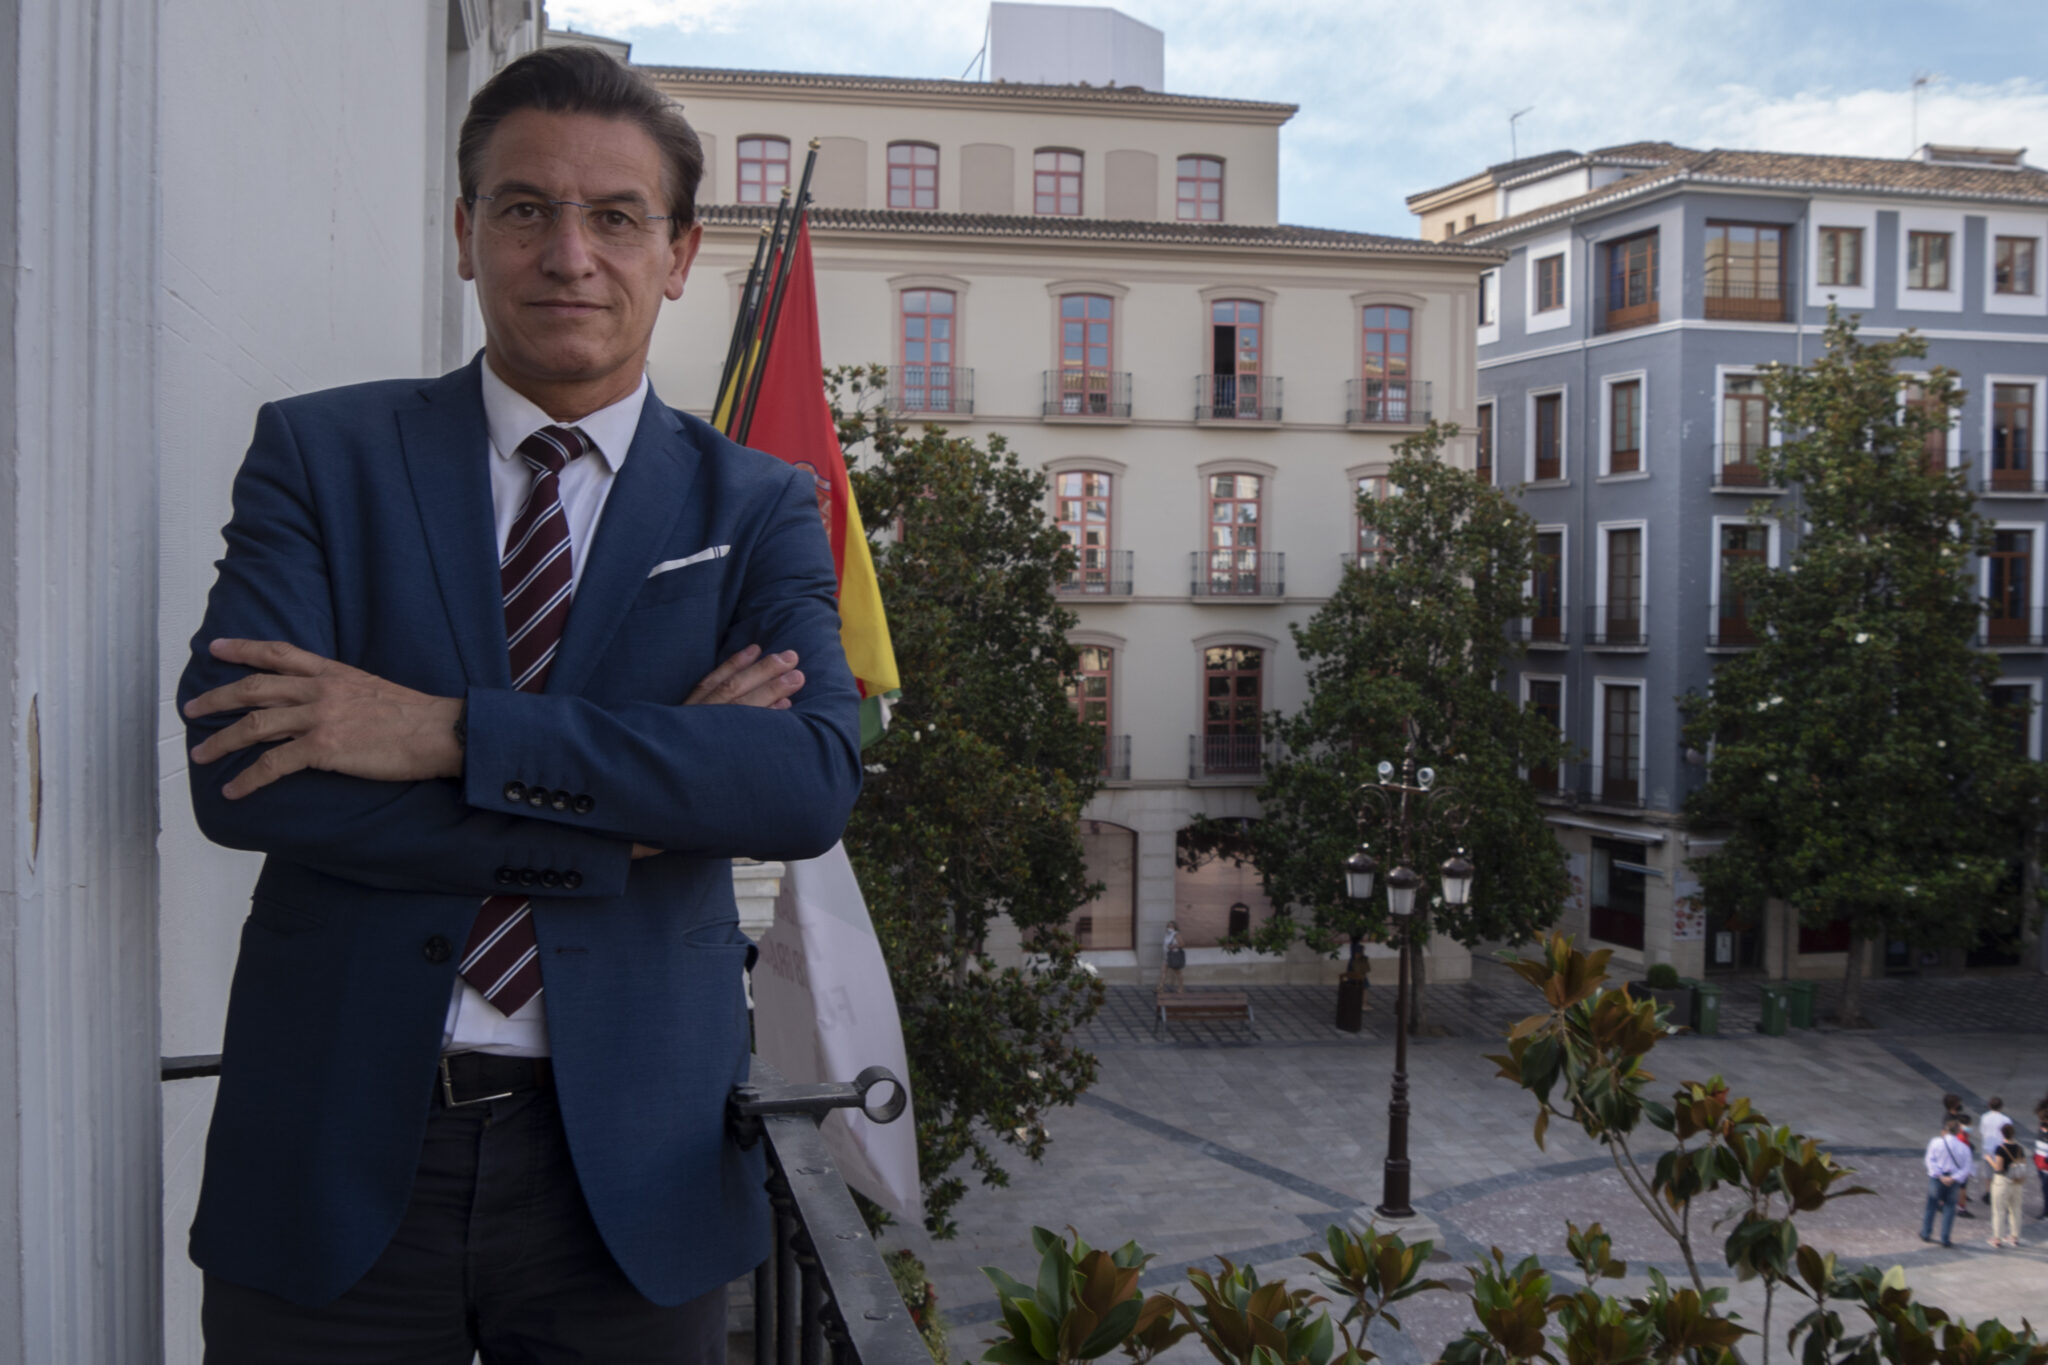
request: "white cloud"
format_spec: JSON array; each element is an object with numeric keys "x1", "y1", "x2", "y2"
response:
[
  {"x1": 1693, "y1": 81, "x2": 2048, "y2": 163},
  {"x1": 549, "y1": 0, "x2": 743, "y2": 33}
]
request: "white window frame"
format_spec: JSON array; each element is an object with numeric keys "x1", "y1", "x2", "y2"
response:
[
  {"x1": 1898, "y1": 369, "x2": 1961, "y2": 471},
  {"x1": 1709, "y1": 515, "x2": 1780, "y2": 645},
  {"x1": 1805, "y1": 201, "x2": 1877, "y2": 312},
  {"x1": 1591, "y1": 677, "x2": 1645, "y2": 803},
  {"x1": 1896, "y1": 207, "x2": 1965, "y2": 313},
  {"x1": 1477, "y1": 268, "x2": 1501, "y2": 346},
  {"x1": 1524, "y1": 229, "x2": 1573, "y2": 334},
  {"x1": 1712, "y1": 364, "x2": 1780, "y2": 467},
  {"x1": 1598, "y1": 369, "x2": 1649, "y2": 479},
  {"x1": 1991, "y1": 677, "x2": 2042, "y2": 759},
  {"x1": 1525, "y1": 522, "x2": 1569, "y2": 639},
  {"x1": 1595, "y1": 519, "x2": 1650, "y2": 638},
  {"x1": 1980, "y1": 519, "x2": 2046, "y2": 637},
  {"x1": 1526, "y1": 385, "x2": 1569, "y2": 483},
  {"x1": 1982, "y1": 374, "x2": 2046, "y2": 489},
  {"x1": 1982, "y1": 212, "x2": 2047, "y2": 318}
]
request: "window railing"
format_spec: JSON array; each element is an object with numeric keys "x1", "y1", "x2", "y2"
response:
[
  {"x1": 1058, "y1": 549, "x2": 1134, "y2": 596},
  {"x1": 1970, "y1": 452, "x2": 2047, "y2": 494},
  {"x1": 1511, "y1": 617, "x2": 1569, "y2": 646},
  {"x1": 1585, "y1": 602, "x2": 1648, "y2": 648},
  {"x1": 1099, "y1": 733, "x2": 1132, "y2": 781},
  {"x1": 1980, "y1": 607, "x2": 2048, "y2": 649},
  {"x1": 1603, "y1": 300, "x2": 1660, "y2": 333},
  {"x1": 1189, "y1": 732, "x2": 1266, "y2": 779},
  {"x1": 886, "y1": 365, "x2": 974, "y2": 415},
  {"x1": 1345, "y1": 378, "x2": 1431, "y2": 425},
  {"x1": 163, "y1": 1052, "x2": 934, "y2": 1365},
  {"x1": 1711, "y1": 443, "x2": 1776, "y2": 490},
  {"x1": 1188, "y1": 550, "x2": 1284, "y2": 597},
  {"x1": 1566, "y1": 761, "x2": 1646, "y2": 809},
  {"x1": 1194, "y1": 374, "x2": 1282, "y2": 422},
  {"x1": 1042, "y1": 370, "x2": 1132, "y2": 418},
  {"x1": 1704, "y1": 280, "x2": 1786, "y2": 322},
  {"x1": 1708, "y1": 609, "x2": 1760, "y2": 648}
]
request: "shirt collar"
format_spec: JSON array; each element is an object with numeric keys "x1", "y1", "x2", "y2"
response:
[{"x1": 480, "y1": 358, "x2": 649, "y2": 473}]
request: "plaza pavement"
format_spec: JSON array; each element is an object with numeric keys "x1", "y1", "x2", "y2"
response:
[{"x1": 910, "y1": 960, "x2": 2048, "y2": 1363}]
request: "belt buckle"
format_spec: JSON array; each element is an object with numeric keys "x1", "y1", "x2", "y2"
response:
[{"x1": 439, "y1": 1056, "x2": 515, "y2": 1108}]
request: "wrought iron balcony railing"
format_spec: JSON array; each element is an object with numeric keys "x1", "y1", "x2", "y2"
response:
[
  {"x1": 1511, "y1": 617, "x2": 1569, "y2": 646},
  {"x1": 1980, "y1": 607, "x2": 2048, "y2": 649},
  {"x1": 886, "y1": 364, "x2": 974, "y2": 416},
  {"x1": 1345, "y1": 378, "x2": 1431, "y2": 426},
  {"x1": 1707, "y1": 609, "x2": 1761, "y2": 648},
  {"x1": 1042, "y1": 369, "x2": 1132, "y2": 418},
  {"x1": 1099, "y1": 733, "x2": 1132, "y2": 781},
  {"x1": 1710, "y1": 443, "x2": 1779, "y2": 491},
  {"x1": 1566, "y1": 761, "x2": 1646, "y2": 809},
  {"x1": 1703, "y1": 280, "x2": 1786, "y2": 322},
  {"x1": 1584, "y1": 602, "x2": 1649, "y2": 649},
  {"x1": 1058, "y1": 549, "x2": 1134, "y2": 596},
  {"x1": 1194, "y1": 374, "x2": 1282, "y2": 422},
  {"x1": 1189, "y1": 733, "x2": 1267, "y2": 779},
  {"x1": 1189, "y1": 550, "x2": 1284, "y2": 597},
  {"x1": 1970, "y1": 452, "x2": 2048, "y2": 495}
]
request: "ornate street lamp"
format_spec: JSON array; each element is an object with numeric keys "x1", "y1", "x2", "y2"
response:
[{"x1": 1343, "y1": 722, "x2": 1471, "y2": 1222}]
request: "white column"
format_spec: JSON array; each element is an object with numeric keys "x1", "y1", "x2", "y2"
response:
[{"x1": 0, "y1": 1, "x2": 164, "y2": 1362}]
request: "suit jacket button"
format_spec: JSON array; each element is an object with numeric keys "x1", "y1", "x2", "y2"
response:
[
  {"x1": 422, "y1": 935, "x2": 452, "y2": 964},
  {"x1": 563, "y1": 870, "x2": 583, "y2": 890},
  {"x1": 519, "y1": 868, "x2": 539, "y2": 886},
  {"x1": 527, "y1": 788, "x2": 548, "y2": 808},
  {"x1": 540, "y1": 869, "x2": 563, "y2": 888},
  {"x1": 551, "y1": 789, "x2": 571, "y2": 812},
  {"x1": 572, "y1": 794, "x2": 595, "y2": 815},
  {"x1": 494, "y1": 866, "x2": 517, "y2": 886},
  {"x1": 503, "y1": 781, "x2": 526, "y2": 804}
]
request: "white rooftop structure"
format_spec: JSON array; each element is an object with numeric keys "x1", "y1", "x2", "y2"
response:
[{"x1": 988, "y1": 2, "x2": 1164, "y2": 90}]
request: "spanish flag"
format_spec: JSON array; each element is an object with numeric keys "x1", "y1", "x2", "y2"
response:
[{"x1": 733, "y1": 222, "x2": 900, "y2": 745}]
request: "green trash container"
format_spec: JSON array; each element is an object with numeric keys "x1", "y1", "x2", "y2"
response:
[
  {"x1": 1757, "y1": 984, "x2": 1789, "y2": 1036},
  {"x1": 1785, "y1": 980, "x2": 1817, "y2": 1028},
  {"x1": 1691, "y1": 981, "x2": 1722, "y2": 1036}
]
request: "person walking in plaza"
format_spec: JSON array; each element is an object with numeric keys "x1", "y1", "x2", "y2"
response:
[
  {"x1": 1985, "y1": 1121, "x2": 2027, "y2": 1247},
  {"x1": 1942, "y1": 1092, "x2": 1977, "y2": 1218},
  {"x1": 1160, "y1": 920, "x2": 1186, "y2": 993},
  {"x1": 1922, "y1": 1116, "x2": 1973, "y2": 1246}
]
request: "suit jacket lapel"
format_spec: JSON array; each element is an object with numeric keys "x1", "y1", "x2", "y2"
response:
[
  {"x1": 396, "y1": 356, "x2": 510, "y2": 689},
  {"x1": 547, "y1": 389, "x2": 696, "y2": 697}
]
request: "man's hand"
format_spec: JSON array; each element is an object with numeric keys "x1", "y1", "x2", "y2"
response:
[
  {"x1": 185, "y1": 639, "x2": 463, "y2": 799},
  {"x1": 684, "y1": 643, "x2": 802, "y2": 709}
]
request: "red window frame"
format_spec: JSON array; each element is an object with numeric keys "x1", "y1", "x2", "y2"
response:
[
  {"x1": 1069, "y1": 645, "x2": 1112, "y2": 753},
  {"x1": 1907, "y1": 231, "x2": 1951, "y2": 290},
  {"x1": 737, "y1": 136, "x2": 790, "y2": 204},
  {"x1": 1056, "y1": 471, "x2": 1113, "y2": 592},
  {"x1": 1355, "y1": 475, "x2": 1388, "y2": 567},
  {"x1": 1034, "y1": 149, "x2": 1082, "y2": 216},
  {"x1": 1202, "y1": 645, "x2": 1263, "y2": 773},
  {"x1": 1057, "y1": 293, "x2": 1114, "y2": 413},
  {"x1": 1176, "y1": 155, "x2": 1223, "y2": 221},
  {"x1": 1609, "y1": 380, "x2": 1641, "y2": 473},
  {"x1": 1534, "y1": 392, "x2": 1562, "y2": 480},
  {"x1": 1995, "y1": 236, "x2": 2037, "y2": 295},
  {"x1": 1208, "y1": 299, "x2": 1263, "y2": 417},
  {"x1": 1475, "y1": 402, "x2": 1494, "y2": 486},
  {"x1": 1534, "y1": 254, "x2": 1564, "y2": 312},
  {"x1": 1206, "y1": 473, "x2": 1262, "y2": 594},
  {"x1": 1361, "y1": 305, "x2": 1412, "y2": 421},
  {"x1": 887, "y1": 142, "x2": 939, "y2": 210},
  {"x1": 898, "y1": 289, "x2": 956, "y2": 412}
]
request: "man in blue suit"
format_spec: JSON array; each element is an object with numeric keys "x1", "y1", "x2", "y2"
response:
[{"x1": 177, "y1": 46, "x2": 860, "y2": 1362}]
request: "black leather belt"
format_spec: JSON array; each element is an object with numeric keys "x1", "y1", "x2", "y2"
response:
[{"x1": 436, "y1": 1053, "x2": 553, "y2": 1108}]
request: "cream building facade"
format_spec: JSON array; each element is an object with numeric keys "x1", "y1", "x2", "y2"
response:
[{"x1": 637, "y1": 59, "x2": 1503, "y2": 986}]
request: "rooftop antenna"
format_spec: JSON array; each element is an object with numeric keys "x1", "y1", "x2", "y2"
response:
[
  {"x1": 961, "y1": 9, "x2": 991, "y2": 80},
  {"x1": 1910, "y1": 72, "x2": 1936, "y2": 155},
  {"x1": 1509, "y1": 106, "x2": 1535, "y2": 162}
]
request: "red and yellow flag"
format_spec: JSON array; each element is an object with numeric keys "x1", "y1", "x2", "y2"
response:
[{"x1": 732, "y1": 222, "x2": 900, "y2": 744}]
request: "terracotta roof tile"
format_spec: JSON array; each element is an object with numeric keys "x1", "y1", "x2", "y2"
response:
[{"x1": 643, "y1": 64, "x2": 1296, "y2": 118}]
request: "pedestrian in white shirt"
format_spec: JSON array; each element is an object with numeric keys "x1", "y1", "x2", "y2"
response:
[
  {"x1": 1978, "y1": 1096, "x2": 2013, "y2": 1193},
  {"x1": 1922, "y1": 1117, "x2": 1974, "y2": 1247}
]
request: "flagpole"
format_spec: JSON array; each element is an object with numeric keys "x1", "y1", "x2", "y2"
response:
[
  {"x1": 736, "y1": 140, "x2": 822, "y2": 445},
  {"x1": 714, "y1": 224, "x2": 773, "y2": 413}
]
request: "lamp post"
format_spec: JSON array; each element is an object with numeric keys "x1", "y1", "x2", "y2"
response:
[{"x1": 1344, "y1": 726, "x2": 1471, "y2": 1222}]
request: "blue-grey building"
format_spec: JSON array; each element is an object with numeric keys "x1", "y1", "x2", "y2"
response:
[{"x1": 1411, "y1": 142, "x2": 2048, "y2": 980}]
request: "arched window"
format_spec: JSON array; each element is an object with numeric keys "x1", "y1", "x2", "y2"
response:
[
  {"x1": 887, "y1": 141, "x2": 938, "y2": 210},
  {"x1": 898, "y1": 289, "x2": 956, "y2": 412},
  {"x1": 1173, "y1": 819, "x2": 1274, "y2": 946},
  {"x1": 1206, "y1": 300, "x2": 1263, "y2": 418},
  {"x1": 1355, "y1": 474, "x2": 1388, "y2": 567},
  {"x1": 737, "y1": 136, "x2": 790, "y2": 204},
  {"x1": 1360, "y1": 305, "x2": 1412, "y2": 421},
  {"x1": 1068, "y1": 645, "x2": 1114, "y2": 766},
  {"x1": 1205, "y1": 474, "x2": 1262, "y2": 594},
  {"x1": 1177, "y1": 156, "x2": 1223, "y2": 221},
  {"x1": 1201, "y1": 645, "x2": 1262, "y2": 774},
  {"x1": 1034, "y1": 149, "x2": 1083, "y2": 216},
  {"x1": 1071, "y1": 820, "x2": 1137, "y2": 949},
  {"x1": 1055, "y1": 472, "x2": 1113, "y2": 592},
  {"x1": 1057, "y1": 294, "x2": 1114, "y2": 413}
]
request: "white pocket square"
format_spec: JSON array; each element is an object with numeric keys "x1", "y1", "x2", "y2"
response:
[{"x1": 647, "y1": 545, "x2": 730, "y2": 578}]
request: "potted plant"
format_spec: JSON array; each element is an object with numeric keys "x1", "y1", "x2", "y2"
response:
[{"x1": 1633, "y1": 961, "x2": 1694, "y2": 1027}]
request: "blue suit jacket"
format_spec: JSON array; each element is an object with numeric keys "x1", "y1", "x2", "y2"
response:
[{"x1": 179, "y1": 356, "x2": 862, "y2": 1307}]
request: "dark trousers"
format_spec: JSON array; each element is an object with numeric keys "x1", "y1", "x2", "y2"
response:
[{"x1": 203, "y1": 1086, "x2": 727, "y2": 1364}]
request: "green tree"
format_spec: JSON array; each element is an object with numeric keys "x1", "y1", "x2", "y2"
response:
[
  {"x1": 831, "y1": 364, "x2": 1106, "y2": 1236},
  {"x1": 1192, "y1": 424, "x2": 1571, "y2": 1028},
  {"x1": 1681, "y1": 313, "x2": 2042, "y2": 1025}
]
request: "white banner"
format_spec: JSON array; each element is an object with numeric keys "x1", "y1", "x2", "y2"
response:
[{"x1": 752, "y1": 841, "x2": 923, "y2": 1223}]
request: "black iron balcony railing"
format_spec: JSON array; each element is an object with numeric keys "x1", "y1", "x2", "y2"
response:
[
  {"x1": 1189, "y1": 732, "x2": 1267, "y2": 779},
  {"x1": 1711, "y1": 443, "x2": 1779, "y2": 490},
  {"x1": 1345, "y1": 378, "x2": 1431, "y2": 426},
  {"x1": 1340, "y1": 550, "x2": 1389, "y2": 572},
  {"x1": 1567, "y1": 761, "x2": 1646, "y2": 809},
  {"x1": 1708, "y1": 608, "x2": 1760, "y2": 648},
  {"x1": 1189, "y1": 550, "x2": 1284, "y2": 597},
  {"x1": 1584, "y1": 602, "x2": 1649, "y2": 648},
  {"x1": 1043, "y1": 369, "x2": 1132, "y2": 418},
  {"x1": 1058, "y1": 549, "x2": 1134, "y2": 596},
  {"x1": 1704, "y1": 280, "x2": 1786, "y2": 322},
  {"x1": 1970, "y1": 451, "x2": 2048, "y2": 494},
  {"x1": 886, "y1": 364, "x2": 974, "y2": 416},
  {"x1": 163, "y1": 1053, "x2": 932, "y2": 1365},
  {"x1": 1980, "y1": 607, "x2": 2048, "y2": 649},
  {"x1": 1195, "y1": 374, "x2": 1282, "y2": 422},
  {"x1": 1098, "y1": 733, "x2": 1132, "y2": 781},
  {"x1": 1511, "y1": 616, "x2": 1569, "y2": 646}
]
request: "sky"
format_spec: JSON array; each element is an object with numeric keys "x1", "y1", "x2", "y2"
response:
[{"x1": 550, "y1": 0, "x2": 2048, "y2": 239}]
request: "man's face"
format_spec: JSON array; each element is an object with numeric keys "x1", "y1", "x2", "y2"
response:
[{"x1": 456, "y1": 108, "x2": 702, "y2": 415}]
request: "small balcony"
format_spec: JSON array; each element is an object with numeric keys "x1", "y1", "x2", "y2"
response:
[
  {"x1": 1511, "y1": 617, "x2": 1570, "y2": 648},
  {"x1": 1189, "y1": 732, "x2": 1267, "y2": 780},
  {"x1": 1602, "y1": 300, "x2": 1660, "y2": 333},
  {"x1": 1585, "y1": 603, "x2": 1649, "y2": 650},
  {"x1": 886, "y1": 364, "x2": 974, "y2": 416},
  {"x1": 1194, "y1": 373, "x2": 1282, "y2": 423},
  {"x1": 1042, "y1": 369, "x2": 1132, "y2": 419},
  {"x1": 1711, "y1": 444, "x2": 1780, "y2": 492},
  {"x1": 1971, "y1": 453, "x2": 2048, "y2": 495},
  {"x1": 1058, "y1": 549, "x2": 1134, "y2": 596},
  {"x1": 1980, "y1": 607, "x2": 2048, "y2": 650},
  {"x1": 1566, "y1": 761, "x2": 1646, "y2": 810},
  {"x1": 1707, "y1": 609, "x2": 1760, "y2": 649},
  {"x1": 1189, "y1": 550, "x2": 1285, "y2": 598},
  {"x1": 1704, "y1": 281, "x2": 1786, "y2": 323},
  {"x1": 1346, "y1": 378, "x2": 1431, "y2": 426},
  {"x1": 1098, "y1": 733, "x2": 1132, "y2": 781}
]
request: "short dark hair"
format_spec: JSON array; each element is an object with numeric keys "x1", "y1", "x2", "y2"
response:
[
  {"x1": 459, "y1": 45, "x2": 704, "y2": 236},
  {"x1": 1943, "y1": 1092, "x2": 1962, "y2": 1111},
  {"x1": 1987, "y1": 1095, "x2": 2004, "y2": 1110}
]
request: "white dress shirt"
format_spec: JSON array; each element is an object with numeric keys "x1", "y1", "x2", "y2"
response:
[
  {"x1": 1979, "y1": 1107, "x2": 2013, "y2": 1156},
  {"x1": 441, "y1": 359, "x2": 650, "y2": 1058}
]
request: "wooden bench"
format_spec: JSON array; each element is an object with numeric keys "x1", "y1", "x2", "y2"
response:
[{"x1": 1154, "y1": 990, "x2": 1255, "y2": 1037}]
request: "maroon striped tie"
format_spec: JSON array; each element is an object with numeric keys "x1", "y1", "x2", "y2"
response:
[{"x1": 461, "y1": 424, "x2": 592, "y2": 1016}]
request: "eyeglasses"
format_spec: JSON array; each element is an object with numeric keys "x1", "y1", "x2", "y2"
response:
[{"x1": 470, "y1": 193, "x2": 673, "y2": 249}]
